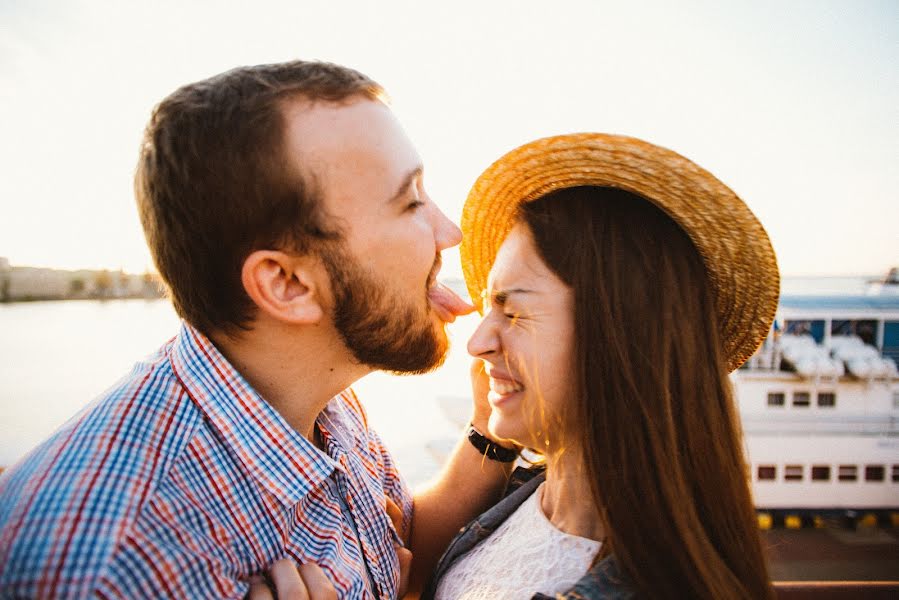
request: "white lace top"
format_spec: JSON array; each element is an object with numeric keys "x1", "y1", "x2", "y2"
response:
[{"x1": 434, "y1": 483, "x2": 601, "y2": 600}]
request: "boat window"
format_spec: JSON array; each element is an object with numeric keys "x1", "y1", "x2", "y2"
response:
[
  {"x1": 817, "y1": 392, "x2": 836, "y2": 407},
  {"x1": 865, "y1": 465, "x2": 885, "y2": 482},
  {"x1": 757, "y1": 465, "x2": 776, "y2": 481},
  {"x1": 785, "y1": 319, "x2": 825, "y2": 343},
  {"x1": 884, "y1": 321, "x2": 899, "y2": 364},
  {"x1": 838, "y1": 465, "x2": 858, "y2": 482},
  {"x1": 893, "y1": 465, "x2": 899, "y2": 483},
  {"x1": 811, "y1": 465, "x2": 831, "y2": 481},
  {"x1": 830, "y1": 319, "x2": 877, "y2": 347},
  {"x1": 792, "y1": 392, "x2": 811, "y2": 407},
  {"x1": 784, "y1": 465, "x2": 803, "y2": 481},
  {"x1": 767, "y1": 392, "x2": 785, "y2": 407}
]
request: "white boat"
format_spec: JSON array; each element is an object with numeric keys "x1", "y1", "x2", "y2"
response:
[{"x1": 735, "y1": 282, "x2": 899, "y2": 521}]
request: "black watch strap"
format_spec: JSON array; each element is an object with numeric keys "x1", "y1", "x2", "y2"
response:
[{"x1": 466, "y1": 425, "x2": 519, "y2": 463}]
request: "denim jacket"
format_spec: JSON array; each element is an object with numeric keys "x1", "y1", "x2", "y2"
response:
[{"x1": 422, "y1": 467, "x2": 636, "y2": 600}]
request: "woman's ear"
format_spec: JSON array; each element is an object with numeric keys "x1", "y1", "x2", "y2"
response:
[{"x1": 241, "y1": 250, "x2": 325, "y2": 325}]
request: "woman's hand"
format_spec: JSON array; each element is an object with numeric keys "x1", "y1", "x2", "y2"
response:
[
  {"x1": 246, "y1": 558, "x2": 336, "y2": 600},
  {"x1": 469, "y1": 359, "x2": 492, "y2": 432},
  {"x1": 469, "y1": 359, "x2": 521, "y2": 456},
  {"x1": 386, "y1": 497, "x2": 413, "y2": 598},
  {"x1": 248, "y1": 499, "x2": 411, "y2": 600}
]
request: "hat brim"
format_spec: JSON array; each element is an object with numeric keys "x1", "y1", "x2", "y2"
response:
[{"x1": 460, "y1": 133, "x2": 780, "y2": 372}]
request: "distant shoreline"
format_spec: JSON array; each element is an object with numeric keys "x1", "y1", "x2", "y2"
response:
[
  {"x1": 0, "y1": 295, "x2": 166, "y2": 305},
  {"x1": 0, "y1": 260, "x2": 165, "y2": 303}
]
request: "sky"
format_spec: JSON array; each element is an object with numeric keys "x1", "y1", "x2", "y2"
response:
[{"x1": 1, "y1": 0, "x2": 897, "y2": 278}]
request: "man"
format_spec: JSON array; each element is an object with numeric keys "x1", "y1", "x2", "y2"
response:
[{"x1": 0, "y1": 61, "x2": 513, "y2": 598}]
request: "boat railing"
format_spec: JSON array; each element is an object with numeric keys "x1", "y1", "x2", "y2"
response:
[
  {"x1": 773, "y1": 580, "x2": 899, "y2": 599},
  {"x1": 740, "y1": 414, "x2": 898, "y2": 435},
  {"x1": 742, "y1": 335, "x2": 899, "y2": 383}
]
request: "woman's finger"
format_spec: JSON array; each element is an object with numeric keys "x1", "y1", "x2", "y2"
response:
[
  {"x1": 385, "y1": 497, "x2": 408, "y2": 544},
  {"x1": 297, "y1": 563, "x2": 338, "y2": 600},
  {"x1": 245, "y1": 575, "x2": 275, "y2": 600},
  {"x1": 396, "y1": 546, "x2": 413, "y2": 599},
  {"x1": 469, "y1": 359, "x2": 492, "y2": 425},
  {"x1": 268, "y1": 558, "x2": 310, "y2": 600}
]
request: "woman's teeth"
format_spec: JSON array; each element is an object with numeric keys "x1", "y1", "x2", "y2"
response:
[{"x1": 489, "y1": 378, "x2": 523, "y2": 395}]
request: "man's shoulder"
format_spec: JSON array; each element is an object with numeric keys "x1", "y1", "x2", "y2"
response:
[
  {"x1": 0, "y1": 344, "x2": 203, "y2": 596},
  {"x1": 1, "y1": 342, "x2": 197, "y2": 489}
]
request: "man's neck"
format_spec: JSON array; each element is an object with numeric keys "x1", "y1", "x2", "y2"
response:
[{"x1": 209, "y1": 318, "x2": 370, "y2": 441}]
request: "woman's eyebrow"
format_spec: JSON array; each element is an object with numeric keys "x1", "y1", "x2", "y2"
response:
[{"x1": 485, "y1": 288, "x2": 534, "y2": 306}]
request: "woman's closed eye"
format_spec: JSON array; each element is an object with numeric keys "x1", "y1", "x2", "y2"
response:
[{"x1": 498, "y1": 310, "x2": 519, "y2": 329}]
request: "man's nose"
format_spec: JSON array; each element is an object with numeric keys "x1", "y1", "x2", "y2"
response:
[{"x1": 432, "y1": 205, "x2": 462, "y2": 251}]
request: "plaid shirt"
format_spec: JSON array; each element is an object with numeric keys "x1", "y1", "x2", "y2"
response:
[{"x1": 0, "y1": 323, "x2": 412, "y2": 599}]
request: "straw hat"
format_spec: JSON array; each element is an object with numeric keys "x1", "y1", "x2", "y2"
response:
[{"x1": 460, "y1": 133, "x2": 779, "y2": 372}]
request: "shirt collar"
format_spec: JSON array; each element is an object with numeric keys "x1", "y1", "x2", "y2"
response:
[
  {"x1": 169, "y1": 321, "x2": 339, "y2": 506},
  {"x1": 317, "y1": 396, "x2": 365, "y2": 456}
]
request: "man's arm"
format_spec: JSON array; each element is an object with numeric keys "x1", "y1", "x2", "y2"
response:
[{"x1": 406, "y1": 361, "x2": 515, "y2": 596}]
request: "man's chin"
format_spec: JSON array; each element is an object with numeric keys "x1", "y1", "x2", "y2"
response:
[{"x1": 390, "y1": 330, "x2": 450, "y2": 376}]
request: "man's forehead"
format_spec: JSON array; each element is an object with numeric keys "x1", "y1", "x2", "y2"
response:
[
  {"x1": 282, "y1": 98, "x2": 400, "y2": 154},
  {"x1": 281, "y1": 97, "x2": 419, "y2": 188}
]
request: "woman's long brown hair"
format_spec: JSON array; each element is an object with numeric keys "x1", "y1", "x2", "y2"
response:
[{"x1": 519, "y1": 186, "x2": 773, "y2": 600}]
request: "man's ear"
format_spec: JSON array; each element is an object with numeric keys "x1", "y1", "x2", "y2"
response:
[{"x1": 241, "y1": 250, "x2": 325, "y2": 325}]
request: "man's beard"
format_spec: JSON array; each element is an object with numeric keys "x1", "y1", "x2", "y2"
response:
[{"x1": 322, "y1": 244, "x2": 449, "y2": 374}]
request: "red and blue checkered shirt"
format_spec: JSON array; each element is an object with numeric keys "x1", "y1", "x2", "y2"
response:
[{"x1": 0, "y1": 323, "x2": 412, "y2": 599}]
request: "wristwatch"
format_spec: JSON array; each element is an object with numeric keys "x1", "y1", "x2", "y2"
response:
[{"x1": 466, "y1": 424, "x2": 519, "y2": 463}]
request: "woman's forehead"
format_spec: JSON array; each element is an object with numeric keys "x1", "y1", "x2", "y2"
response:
[{"x1": 486, "y1": 227, "x2": 563, "y2": 298}]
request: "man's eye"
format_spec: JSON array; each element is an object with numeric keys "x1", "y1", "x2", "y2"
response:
[
  {"x1": 406, "y1": 200, "x2": 424, "y2": 211},
  {"x1": 504, "y1": 312, "x2": 520, "y2": 327}
]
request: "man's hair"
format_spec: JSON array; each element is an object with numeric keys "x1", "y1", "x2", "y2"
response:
[
  {"x1": 518, "y1": 187, "x2": 774, "y2": 600},
  {"x1": 134, "y1": 60, "x2": 385, "y2": 335}
]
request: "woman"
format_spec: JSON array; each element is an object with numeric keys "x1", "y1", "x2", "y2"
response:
[{"x1": 423, "y1": 133, "x2": 779, "y2": 599}]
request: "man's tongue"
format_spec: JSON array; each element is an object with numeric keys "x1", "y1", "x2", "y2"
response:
[{"x1": 428, "y1": 282, "x2": 475, "y2": 323}]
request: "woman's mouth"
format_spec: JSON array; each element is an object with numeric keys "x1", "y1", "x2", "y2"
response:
[{"x1": 488, "y1": 376, "x2": 524, "y2": 404}]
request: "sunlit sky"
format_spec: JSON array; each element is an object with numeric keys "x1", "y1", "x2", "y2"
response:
[{"x1": 1, "y1": 0, "x2": 896, "y2": 278}]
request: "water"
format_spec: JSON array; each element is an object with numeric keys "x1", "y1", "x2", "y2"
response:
[
  {"x1": 0, "y1": 298, "x2": 479, "y2": 487},
  {"x1": 0, "y1": 275, "x2": 876, "y2": 486}
]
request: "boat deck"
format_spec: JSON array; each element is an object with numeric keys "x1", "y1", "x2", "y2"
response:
[{"x1": 764, "y1": 527, "x2": 899, "y2": 581}]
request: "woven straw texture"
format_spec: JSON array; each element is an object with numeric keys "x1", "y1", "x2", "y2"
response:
[{"x1": 460, "y1": 133, "x2": 780, "y2": 372}]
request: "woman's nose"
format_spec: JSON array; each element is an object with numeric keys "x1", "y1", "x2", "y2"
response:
[{"x1": 467, "y1": 313, "x2": 497, "y2": 358}]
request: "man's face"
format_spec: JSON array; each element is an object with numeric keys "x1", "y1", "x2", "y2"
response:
[{"x1": 282, "y1": 98, "x2": 464, "y2": 373}]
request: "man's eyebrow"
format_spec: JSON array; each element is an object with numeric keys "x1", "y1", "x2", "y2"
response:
[{"x1": 387, "y1": 165, "x2": 423, "y2": 205}]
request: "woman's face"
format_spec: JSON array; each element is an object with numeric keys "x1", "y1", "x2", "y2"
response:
[{"x1": 467, "y1": 224, "x2": 576, "y2": 450}]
